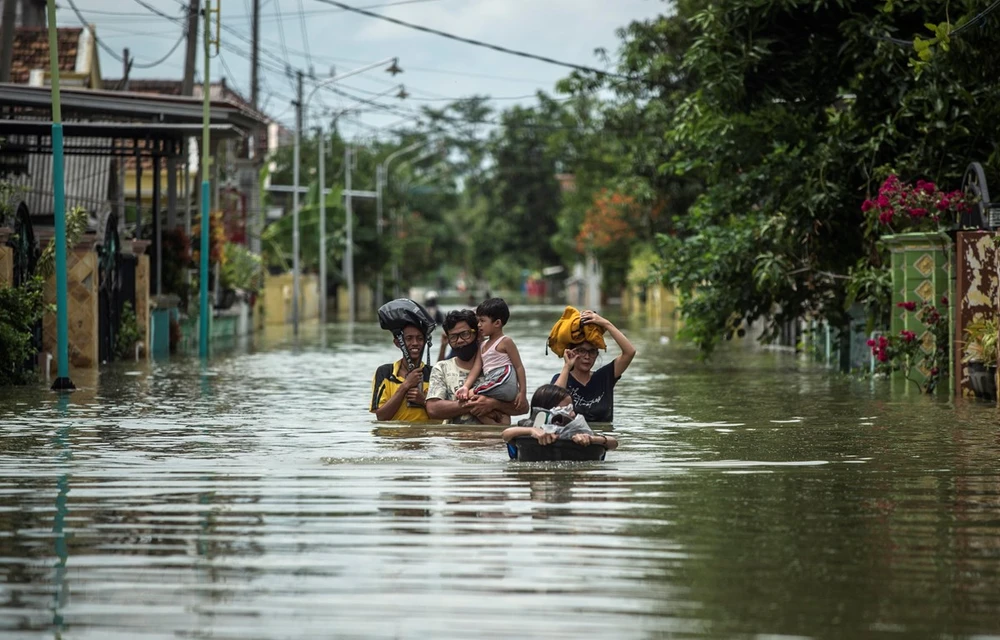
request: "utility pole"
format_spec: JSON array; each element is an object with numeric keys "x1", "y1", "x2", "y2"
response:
[
  {"x1": 250, "y1": 0, "x2": 259, "y2": 108},
  {"x1": 198, "y1": 0, "x2": 218, "y2": 358},
  {"x1": 291, "y1": 70, "x2": 303, "y2": 335},
  {"x1": 318, "y1": 126, "x2": 327, "y2": 325},
  {"x1": 345, "y1": 145, "x2": 355, "y2": 324},
  {"x1": 375, "y1": 164, "x2": 383, "y2": 307},
  {"x1": 182, "y1": 0, "x2": 201, "y2": 96},
  {"x1": 0, "y1": 0, "x2": 18, "y2": 83},
  {"x1": 119, "y1": 48, "x2": 130, "y2": 232}
]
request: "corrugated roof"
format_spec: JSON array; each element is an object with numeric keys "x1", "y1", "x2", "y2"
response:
[
  {"x1": 10, "y1": 27, "x2": 82, "y2": 84},
  {"x1": 104, "y1": 78, "x2": 271, "y2": 125}
]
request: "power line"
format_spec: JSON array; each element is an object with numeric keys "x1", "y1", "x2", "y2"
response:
[
  {"x1": 296, "y1": 0, "x2": 314, "y2": 74},
  {"x1": 272, "y1": 0, "x2": 296, "y2": 87},
  {"x1": 873, "y1": 0, "x2": 1000, "y2": 48},
  {"x1": 311, "y1": 0, "x2": 632, "y2": 80},
  {"x1": 64, "y1": 0, "x2": 124, "y2": 61},
  {"x1": 132, "y1": 32, "x2": 187, "y2": 69}
]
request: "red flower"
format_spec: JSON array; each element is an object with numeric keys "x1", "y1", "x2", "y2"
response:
[
  {"x1": 867, "y1": 339, "x2": 875, "y2": 347},
  {"x1": 896, "y1": 301, "x2": 916, "y2": 311},
  {"x1": 940, "y1": 296, "x2": 948, "y2": 306},
  {"x1": 861, "y1": 199, "x2": 875, "y2": 212},
  {"x1": 900, "y1": 330, "x2": 916, "y2": 343},
  {"x1": 908, "y1": 207, "x2": 928, "y2": 218},
  {"x1": 876, "y1": 194, "x2": 891, "y2": 208}
]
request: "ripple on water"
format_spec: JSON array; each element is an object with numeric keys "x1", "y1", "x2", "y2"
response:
[{"x1": 2, "y1": 314, "x2": 1000, "y2": 638}]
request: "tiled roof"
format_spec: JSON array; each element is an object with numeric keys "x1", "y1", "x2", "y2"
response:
[{"x1": 11, "y1": 27, "x2": 82, "y2": 84}]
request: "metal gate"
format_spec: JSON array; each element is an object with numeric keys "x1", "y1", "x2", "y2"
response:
[
  {"x1": 98, "y1": 213, "x2": 123, "y2": 363},
  {"x1": 10, "y1": 202, "x2": 37, "y2": 287},
  {"x1": 8, "y1": 202, "x2": 41, "y2": 371}
]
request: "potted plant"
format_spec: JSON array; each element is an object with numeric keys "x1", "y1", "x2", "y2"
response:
[{"x1": 962, "y1": 317, "x2": 999, "y2": 400}]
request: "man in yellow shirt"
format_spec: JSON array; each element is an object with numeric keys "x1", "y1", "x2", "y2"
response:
[{"x1": 370, "y1": 323, "x2": 432, "y2": 422}]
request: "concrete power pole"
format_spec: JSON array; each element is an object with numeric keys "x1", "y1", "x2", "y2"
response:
[
  {"x1": 118, "y1": 48, "x2": 130, "y2": 229},
  {"x1": 181, "y1": 0, "x2": 200, "y2": 96},
  {"x1": 0, "y1": 0, "x2": 19, "y2": 83},
  {"x1": 250, "y1": 0, "x2": 259, "y2": 109}
]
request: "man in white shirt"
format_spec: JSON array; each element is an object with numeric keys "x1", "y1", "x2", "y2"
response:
[{"x1": 426, "y1": 309, "x2": 524, "y2": 423}]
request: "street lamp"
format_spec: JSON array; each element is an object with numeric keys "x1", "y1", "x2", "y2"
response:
[
  {"x1": 315, "y1": 84, "x2": 404, "y2": 324},
  {"x1": 378, "y1": 142, "x2": 445, "y2": 300},
  {"x1": 292, "y1": 57, "x2": 401, "y2": 334},
  {"x1": 376, "y1": 140, "x2": 437, "y2": 304}
]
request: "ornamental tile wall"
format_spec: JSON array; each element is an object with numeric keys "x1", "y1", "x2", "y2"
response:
[
  {"x1": 42, "y1": 248, "x2": 99, "y2": 369},
  {"x1": 0, "y1": 246, "x2": 12, "y2": 288},
  {"x1": 885, "y1": 232, "x2": 952, "y2": 387},
  {"x1": 135, "y1": 254, "x2": 150, "y2": 359}
]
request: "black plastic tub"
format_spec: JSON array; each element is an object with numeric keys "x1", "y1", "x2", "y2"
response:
[{"x1": 512, "y1": 436, "x2": 606, "y2": 462}]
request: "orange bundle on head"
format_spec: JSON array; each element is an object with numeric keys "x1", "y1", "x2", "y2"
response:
[{"x1": 546, "y1": 306, "x2": 606, "y2": 357}]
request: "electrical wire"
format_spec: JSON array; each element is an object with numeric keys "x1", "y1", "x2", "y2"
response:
[
  {"x1": 132, "y1": 32, "x2": 187, "y2": 69},
  {"x1": 873, "y1": 0, "x2": 1000, "y2": 48},
  {"x1": 296, "y1": 0, "x2": 314, "y2": 74},
  {"x1": 64, "y1": 0, "x2": 124, "y2": 61},
  {"x1": 311, "y1": 0, "x2": 632, "y2": 80},
  {"x1": 272, "y1": 0, "x2": 297, "y2": 86}
]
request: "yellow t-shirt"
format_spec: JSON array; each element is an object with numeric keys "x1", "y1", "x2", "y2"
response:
[{"x1": 369, "y1": 360, "x2": 432, "y2": 422}]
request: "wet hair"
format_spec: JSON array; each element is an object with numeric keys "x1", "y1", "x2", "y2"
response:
[
  {"x1": 476, "y1": 297, "x2": 510, "y2": 325},
  {"x1": 530, "y1": 384, "x2": 571, "y2": 411},
  {"x1": 443, "y1": 309, "x2": 477, "y2": 333}
]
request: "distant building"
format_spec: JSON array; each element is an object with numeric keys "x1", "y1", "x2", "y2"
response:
[{"x1": 9, "y1": 25, "x2": 102, "y2": 88}]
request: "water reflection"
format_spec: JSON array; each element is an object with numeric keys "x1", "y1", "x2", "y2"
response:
[{"x1": 2, "y1": 308, "x2": 1000, "y2": 637}]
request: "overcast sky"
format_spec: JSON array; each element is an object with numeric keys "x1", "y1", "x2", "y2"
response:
[{"x1": 56, "y1": 0, "x2": 665, "y2": 138}]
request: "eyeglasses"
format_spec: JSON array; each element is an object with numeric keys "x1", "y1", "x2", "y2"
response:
[
  {"x1": 447, "y1": 329, "x2": 476, "y2": 345},
  {"x1": 573, "y1": 347, "x2": 599, "y2": 358}
]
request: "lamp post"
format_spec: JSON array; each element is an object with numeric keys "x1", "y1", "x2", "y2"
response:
[
  {"x1": 44, "y1": 0, "x2": 73, "y2": 390},
  {"x1": 379, "y1": 142, "x2": 442, "y2": 300},
  {"x1": 291, "y1": 57, "x2": 401, "y2": 334},
  {"x1": 316, "y1": 85, "x2": 404, "y2": 324}
]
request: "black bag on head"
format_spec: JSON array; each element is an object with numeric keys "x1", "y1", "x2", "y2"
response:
[
  {"x1": 378, "y1": 298, "x2": 438, "y2": 371},
  {"x1": 377, "y1": 298, "x2": 437, "y2": 336}
]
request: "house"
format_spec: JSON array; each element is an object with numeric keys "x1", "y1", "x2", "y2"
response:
[{"x1": 11, "y1": 26, "x2": 102, "y2": 88}]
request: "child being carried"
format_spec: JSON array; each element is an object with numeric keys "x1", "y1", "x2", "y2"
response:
[{"x1": 455, "y1": 298, "x2": 527, "y2": 424}]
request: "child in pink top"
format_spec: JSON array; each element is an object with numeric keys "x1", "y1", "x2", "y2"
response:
[{"x1": 455, "y1": 298, "x2": 528, "y2": 424}]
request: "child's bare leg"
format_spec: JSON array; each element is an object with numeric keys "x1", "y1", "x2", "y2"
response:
[{"x1": 492, "y1": 410, "x2": 511, "y2": 425}]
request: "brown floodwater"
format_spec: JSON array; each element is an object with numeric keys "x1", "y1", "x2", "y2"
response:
[{"x1": 1, "y1": 305, "x2": 999, "y2": 639}]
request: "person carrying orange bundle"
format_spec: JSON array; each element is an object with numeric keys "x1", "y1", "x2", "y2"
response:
[{"x1": 547, "y1": 307, "x2": 636, "y2": 424}]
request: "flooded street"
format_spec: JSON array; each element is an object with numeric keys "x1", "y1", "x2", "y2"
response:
[{"x1": 2, "y1": 306, "x2": 999, "y2": 639}]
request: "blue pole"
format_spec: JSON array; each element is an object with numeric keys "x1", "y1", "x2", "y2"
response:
[
  {"x1": 199, "y1": 0, "x2": 213, "y2": 358},
  {"x1": 199, "y1": 182, "x2": 210, "y2": 356},
  {"x1": 46, "y1": 0, "x2": 74, "y2": 391}
]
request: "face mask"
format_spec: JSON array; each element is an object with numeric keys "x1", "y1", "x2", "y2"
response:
[{"x1": 452, "y1": 341, "x2": 479, "y2": 362}]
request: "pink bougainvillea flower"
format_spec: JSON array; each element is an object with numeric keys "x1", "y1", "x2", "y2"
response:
[
  {"x1": 901, "y1": 330, "x2": 916, "y2": 342},
  {"x1": 908, "y1": 207, "x2": 928, "y2": 218},
  {"x1": 876, "y1": 194, "x2": 891, "y2": 208},
  {"x1": 861, "y1": 199, "x2": 875, "y2": 212}
]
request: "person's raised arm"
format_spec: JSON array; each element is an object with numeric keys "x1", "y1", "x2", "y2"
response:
[
  {"x1": 554, "y1": 349, "x2": 579, "y2": 388},
  {"x1": 374, "y1": 366, "x2": 421, "y2": 421},
  {"x1": 583, "y1": 311, "x2": 637, "y2": 378}
]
